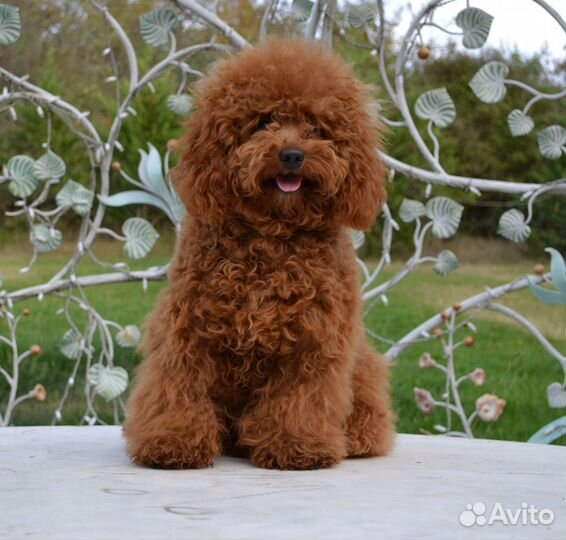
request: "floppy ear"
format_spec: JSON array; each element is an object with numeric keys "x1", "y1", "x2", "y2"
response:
[
  {"x1": 335, "y1": 114, "x2": 387, "y2": 231},
  {"x1": 172, "y1": 104, "x2": 231, "y2": 223}
]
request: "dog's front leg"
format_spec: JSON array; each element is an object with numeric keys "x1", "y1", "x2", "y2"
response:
[
  {"x1": 123, "y1": 292, "x2": 223, "y2": 469},
  {"x1": 238, "y1": 354, "x2": 353, "y2": 470}
]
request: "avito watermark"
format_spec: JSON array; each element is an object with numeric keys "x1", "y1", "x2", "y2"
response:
[{"x1": 459, "y1": 502, "x2": 555, "y2": 527}]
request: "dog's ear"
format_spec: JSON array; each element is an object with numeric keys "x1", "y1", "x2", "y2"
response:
[
  {"x1": 335, "y1": 113, "x2": 387, "y2": 231},
  {"x1": 172, "y1": 104, "x2": 230, "y2": 223}
]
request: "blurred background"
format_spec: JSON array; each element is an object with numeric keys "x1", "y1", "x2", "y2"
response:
[{"x1": 1, "y1": 0, "x2": 564, "y2": 255}]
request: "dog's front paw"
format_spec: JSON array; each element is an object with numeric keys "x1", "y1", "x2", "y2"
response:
[
  {"x1": 250, "y1": 437, "x2": 346, "y2": 470},
  {"x1": 126, "y1": 433, "x2": 221, "y2": 469}
]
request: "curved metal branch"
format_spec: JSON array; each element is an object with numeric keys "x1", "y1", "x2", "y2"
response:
[
  {"x1": 259, "y1": 0, "x2": 276, "y2": 44},
  {"x1": 393, "y1": 0, "x2": 447, "y2": 174},
  {"x1": 385, "y1": 274, "x2": 549, "y2": 360},
  {"x1": 91, "y1": 1, "x2": 139, "y2": 89},
  {"x1": 486, "y1": 303, "x2": 566, "y2": 375},
  {"x1": 4, "y1": 267, "x2": 168, "y2": 303},
  {"x1": 506, "y1": 80, "x2": 566, "y2": 100},
  {"x1": 0, "y1": 68, "x2": 101, "y2": 145},
  {"x1": 173, "y1": 0, "x2": 250, "y2": 49},
  {"x1": 135, "y1": 43, "x2": 234, "y2": 92},
  {"x1": 532, "y1": 0, "x2": 566, "y2": 33},
  {"x1": 375, "y1": 6, "x2": 397, "y2": 107},
  {"x1": 0, "y1": 92, "x2": 99, "y2": 147},
  {"x1": 321, "y1": 0, "x2": 336, "y2": 49},
  {"x1": 305, "y1": 0, "x2": 325, "y2": 40},
  {"x1": 362, "y1": 222, "x2": 433, "y2": 302},
  {"x1": 380, "y1": 152, "x2": 566, "y2": 196}
]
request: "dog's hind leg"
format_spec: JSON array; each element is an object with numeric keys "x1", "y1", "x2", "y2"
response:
[{"x1": 345, "y1": 345, "x2": 396, "y2": 457}]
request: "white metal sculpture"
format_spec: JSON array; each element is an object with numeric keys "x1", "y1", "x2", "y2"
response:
[{"x1": 0, "y1": 0, "x2": 564, "y2": 441}]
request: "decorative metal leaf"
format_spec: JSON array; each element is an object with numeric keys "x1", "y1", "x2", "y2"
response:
[
  {"x1": 167, "y1": 94, "x2": 192, "y2": 116},
  {"x1": 425, "y1": 197, "x2": 464, "y2": 239},
  {"x1": 134, "y1": 143, "x2": 186, "y2": 224},
  {"x1": 7, "y1": 155, "x2": 39, "y2": 197},
  {"x1": 56, "y1": 180, "x2": 94, "y2": 217},
  {"x1": 139, "y1": 8, "x2": 178, "y2": 47},
  {"x1": 546, "y1": 247, "x2": 566, "y2": 296},
  {"x1": 0, "y1": 3, "x2": 20, "y2": 46},
  {"x1": 116, "y1": 325, "x2": 141, "y2": 348},
  {"x1": 528, "y1": 277, "x2": 566, "y2": 305},
  {"x1": 399, "y1": 199, "x2": 426, "y2": 223},
  {"x1": 414, "y1": 88, "x2": 455, "y2": 128},
  {"x1": 99, "y1": 190, "x2": 177, "y2": 224},
  {"x1": 351, "y1": 230, "x2": 365, "y2": 250},
  {"x1": 469, "y1": 61, "x2": 509, "y2": 103},
  {"x1": 139, "y1": 143, "x2": 172, "y2": 201},
  {"x1": 547, "y1": 382, "x2": 566, "y2": 408},
  {"x1": 528, "y1": 248, "x2": 566, "y2": 305},
  {"x1": 528, "y1": 415, "x2": 566, "y2": 444},
  {"x1": 537, "y1": 125, "x2": 566, "y2": 160},
  {"x1": 59, "y1": 329, "x2": 83, "y2": 360},
  {"x1": 507, "y1": 109, "x2": 534, "y2": 137},
  {"x1": 291, "y1": 0, "x2": 314, "y2": 21},
  {"x1": 33, "y1": 150, "x2": 66, "y2": 180},
  {"x1": 30, "y1": 224, "x2": 62, "y2": 254},
  {"x1": 434, "y1": 250, "x2": 459, "y2": 276},
  {"x1": 88, "y1": 364, "x2": 129, "y2": 402},
  {"x1": 497, "y1": 209, "x2": 530, "y2": 242},
  {"x1": 122, "y1": 217, "x2": 159, "y2": 260},
  {"x1": 345, "y1": 2, "x2": 375, "y2": 28},
  {"x1": 455, "y1": 7, "x2": 493, "y2": 49}
]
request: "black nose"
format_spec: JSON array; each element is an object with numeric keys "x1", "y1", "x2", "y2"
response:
[{"x1": 279, "y1": 148, "x2": 304, "y2": 171}]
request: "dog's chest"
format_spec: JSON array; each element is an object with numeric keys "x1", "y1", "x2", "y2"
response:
[{"x1": 194, "y1": 237, "x2": 350, "y2": 357}]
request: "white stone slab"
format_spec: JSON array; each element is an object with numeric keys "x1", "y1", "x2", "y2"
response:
[{"x1": 0, "y1": 427, "x2": 564, "y2": 540}]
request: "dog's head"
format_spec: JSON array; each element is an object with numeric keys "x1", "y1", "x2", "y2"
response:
[{"x1": 174, "y1": 40, "x2": 386, "y2": 234}]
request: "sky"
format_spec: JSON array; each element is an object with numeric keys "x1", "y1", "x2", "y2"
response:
[{"x1": 389, "y1": 0, "x2": 565, "y2": 58}]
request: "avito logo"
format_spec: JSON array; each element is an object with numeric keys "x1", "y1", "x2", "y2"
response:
[{"x1": 459, "y1": 502, "x2": 554, "y2": 527}]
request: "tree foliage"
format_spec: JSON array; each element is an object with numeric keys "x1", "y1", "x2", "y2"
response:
[{"x1": 1, "y1": 2, "x2": 564, "y2": 252}]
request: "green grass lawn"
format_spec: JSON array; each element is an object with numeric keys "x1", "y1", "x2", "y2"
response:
[{"x1": 0, "y1": 237, "x2": 564, "y2": 444}]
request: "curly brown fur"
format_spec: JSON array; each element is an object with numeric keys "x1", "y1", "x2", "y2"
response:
[{"x1": 123, "y1": 39, "x2": 395, "y2": 470}]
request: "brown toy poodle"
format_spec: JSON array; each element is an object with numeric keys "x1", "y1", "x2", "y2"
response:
[{"x1": 123, "y1": 39, "x2": 395, "y2": 470}]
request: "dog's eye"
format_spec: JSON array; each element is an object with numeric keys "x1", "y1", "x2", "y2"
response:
[
  {"x1": 255, "y1": 115, "x2": 273, "y2": 132},
  {"x1": 310, "y1": 123, "x2": 325, "y2": 139}
]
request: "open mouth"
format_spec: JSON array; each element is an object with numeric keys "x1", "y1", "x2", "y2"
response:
[{"x1": 275, "y1": 174, "x2": 303, "y2": 193}]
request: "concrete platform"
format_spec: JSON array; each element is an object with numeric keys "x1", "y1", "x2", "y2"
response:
[{"x1": 0, "y1": 427, "x2": 564, "y2": 539}]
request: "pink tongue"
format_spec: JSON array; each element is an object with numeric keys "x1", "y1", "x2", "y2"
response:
[{"x1": 276, "y1": 175, "x2": 302, "y2": 193}]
